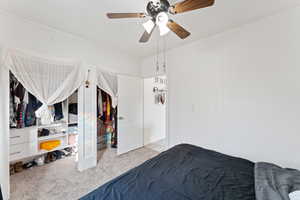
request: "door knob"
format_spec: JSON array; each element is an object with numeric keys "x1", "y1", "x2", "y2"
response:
[{"x1": 118, "y1": 116, "x2": 125, "y2": 120}]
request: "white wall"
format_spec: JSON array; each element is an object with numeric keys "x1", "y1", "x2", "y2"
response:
[
  {"x1": 0, "y1": 10, "x2": 140, "y2": 75},
  {"x1": 144, "y1": 77, "x2": 166, "y2": 145},
  {"x1": 142, "y1": 6, "x2": 300, "y2": 169},
  {"x1": 0, "y1": 10, "x2": 140, "y2": 200}
]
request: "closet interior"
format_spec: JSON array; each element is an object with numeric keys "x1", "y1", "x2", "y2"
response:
[
  {"x1": 9, "y1": 73, "x2": 119, "y2": 174},
  {"x1": 97, "y1": 87, "x2": 118, "y2": 156},
  {"x1": 9, "y1": 72, "x2": 79, "y2": 174}
]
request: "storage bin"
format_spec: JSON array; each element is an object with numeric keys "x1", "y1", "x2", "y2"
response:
[{"x1": 40, "y1": 140, "x2": 61, "y2": 151}]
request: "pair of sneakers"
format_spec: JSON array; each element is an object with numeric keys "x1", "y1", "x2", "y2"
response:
[{"x1": 9, "y1": 162, "x2": 23, "y2": 175}]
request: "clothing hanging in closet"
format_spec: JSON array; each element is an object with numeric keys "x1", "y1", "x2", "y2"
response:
[
  {"x1": 10, "y1": 73, "x2": 64, "y2": 128},
  {"x1": 10, "y1": 73, "x2": 41, "y2": 128},
  {"x1": 98, "y1": 90, "x2": 113, "y2": 122},
  {"x1": 97, "y1": 88, "x2": 117, "y2": 148},
  {"x1": 100, "y1": 91, "x2": 113, "y2": 122},
  {"x1": 97, "y1": 89, "x2": 103, "y2": 117}
]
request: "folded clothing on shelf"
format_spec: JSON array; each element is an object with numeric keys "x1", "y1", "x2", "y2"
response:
[
  {"x1": 69, "y1": 114, "x2": 78, "y2": 124},
  {"x1": 69, "y1": 103, "x2": 78, "y2": 115},
  {"x1": 38, "y1": 128, "x2": 50, "y2": 137},
  {"x1": 68, "y1": 134, "x2": 78, "y2": 146}
]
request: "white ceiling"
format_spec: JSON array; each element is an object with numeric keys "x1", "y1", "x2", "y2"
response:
[{"x1": 0, "y1": 0, "x2": 299, "y2": 58}]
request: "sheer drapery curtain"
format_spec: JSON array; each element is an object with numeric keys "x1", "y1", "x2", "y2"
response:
[
  {"x1": 96, "y1": 69, "x2": 118, "y2": 107},
  {"x1": 1, "y1": 49, "x2": 86, "y2": 122},
  {"x1": 1, "y1": 48, "x2": 119, "y2": 121}
]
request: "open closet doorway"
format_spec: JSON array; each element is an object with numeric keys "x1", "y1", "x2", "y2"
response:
[
  {"x1": 97, "y1": 75, "x2": 144, "y2": 157},
  {"x1": 8, "y1": 72, "x2": 80, "y2": 200},
  {"x1": 96, "y1": 87, "x2": 118, "y2": 161},
  {"x1": 143, "y1": 76, "x2": 168, "y2": 152}
]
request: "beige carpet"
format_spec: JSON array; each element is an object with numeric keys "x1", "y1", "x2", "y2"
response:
[
  {"x1": 146, "y1": 139, "x2": 167, "y2": 152},
  {"x1": 10, "y1": 147, "x2": 159, "y2": 200}
]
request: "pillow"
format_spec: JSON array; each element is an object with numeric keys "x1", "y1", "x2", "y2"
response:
[{"x1": 289, "y1": 191, "x2": 300, "y2": 200}]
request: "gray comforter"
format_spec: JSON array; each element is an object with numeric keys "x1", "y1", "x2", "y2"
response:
[
  {"x1": 255, "y1": 162, "x2": 300, "y2": 200},
  {"x1": 81, "y1": 144, "x2": 256, "y2": 200}
]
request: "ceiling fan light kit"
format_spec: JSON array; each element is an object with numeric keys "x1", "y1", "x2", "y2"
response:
[
  {"x1": 106, "y1": 0, "x2": 215, "y2": 43},
  {"x1": 159, "y1": 24, "x2": 170, "y2": 36},
  {"x1": 156, "y1": 12, "x2": 170, "y2": 36},
  {"x1": 143, "y1": 20, "x2": 156, "y2": 34}
]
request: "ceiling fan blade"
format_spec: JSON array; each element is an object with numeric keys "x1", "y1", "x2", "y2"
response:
[
  {"x1": 107, "y1": 13, "x2": 146, "y2": 19},
  {"x1": 170, "y1": 0, "x2": 214, "y2": 14},
  {"x1": 167, "y1": 20, "x2": 191, "y2": 39},
  {"x1": 139, "y1": 26, "x2": 156, "y2": 43}
]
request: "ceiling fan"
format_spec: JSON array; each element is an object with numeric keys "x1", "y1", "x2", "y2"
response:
[{"x1": 106, "y1": 0, "x2": 215, "y2": 43}]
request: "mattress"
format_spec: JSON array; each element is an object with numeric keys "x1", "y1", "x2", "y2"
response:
[{"x1": 81, "y1": 144, "x2": 256, "y2": 200}]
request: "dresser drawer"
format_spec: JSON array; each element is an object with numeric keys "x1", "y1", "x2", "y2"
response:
[
  {"x1": 10, "y1": 142, "x2": 37, "y2": 162},
  {"x1": 10, "y1": 127, "x2": 37, "y2": 145}
]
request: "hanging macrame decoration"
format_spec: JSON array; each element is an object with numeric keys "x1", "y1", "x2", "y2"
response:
[{"x1": 153, "y1": 77, "x2": 167, "y2": 105}]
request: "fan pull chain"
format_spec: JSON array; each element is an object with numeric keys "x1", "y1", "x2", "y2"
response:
[
  {"x1": 163, "y1": 36, "x2": 167, "y2": 73},
  {"x1": 156, "y1": 31, "x2": 160, "y2": 74}
]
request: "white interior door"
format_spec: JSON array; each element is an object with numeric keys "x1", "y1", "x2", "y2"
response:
[
  {"x1": 118, "y1": 75, "x2": 143, "y2": 155},
  {"x1": 78, "y1": 69, "x2": 97, "y2": 171}
]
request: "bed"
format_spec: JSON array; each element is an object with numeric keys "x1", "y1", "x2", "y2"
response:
[{"x1": 81, "y1": 144, "x2": 255, "y2": 200}]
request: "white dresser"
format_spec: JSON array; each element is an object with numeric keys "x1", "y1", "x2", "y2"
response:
[
  {"x1": 9, "y1": 127, "x2": 38, "y2": 161},
  {"x1": 9, "y1": 92, "x2": 78, "y2": 162}
]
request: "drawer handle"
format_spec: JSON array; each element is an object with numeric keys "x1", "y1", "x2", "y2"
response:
[
  {"x1": 10, "y1": 151, "x2": 21, "y2": 156},
  {"x1": 10, "y1": 136, "x2": 21, "y2": 139}
]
